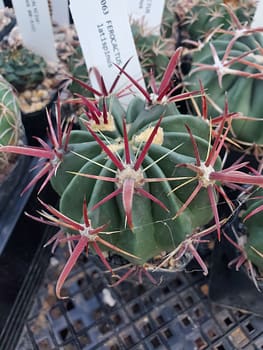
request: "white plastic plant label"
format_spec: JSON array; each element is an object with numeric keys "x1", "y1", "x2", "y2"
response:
[
  {"x1": 251, "y1": 0, "x2": 263, "y2": 28},
  {"x1": 69, "y1": 0, "x2": 146, "y2": 104},
  {"x1": 127, "y1": 0, "x2": 165, "y2": 34},
  {"x1": 50, "y1": 0, "x2": 70, "y2": 26},
  {"x1": 12, "y1": 0, "x2": 58, "y2": 63}
]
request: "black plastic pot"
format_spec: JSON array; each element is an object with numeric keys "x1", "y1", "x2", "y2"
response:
[
  {"x1": 209, "y1": 221, "x2": 263, "y2": 317},
  {"x1": 0, "y1": 157, "x2": 58, "y2": 350},
  {"x1": 0, "y1": 76, "x2": 63, "y2": 348},
  {"x1": 0, "y1": 15, "x2": 16, "y2": 42},
  {"x1": 21, "y1": 104, "x2": 55, "y2": 146},
  {"x1": 21, "y1": 79, "x2": 70, "y2": 145},
  {"x1": 208, "y1": 145, "x2": 263, "y2": 316},
  {"x1": 0, "y1": 155, "x2": 32, "y2": 251}
]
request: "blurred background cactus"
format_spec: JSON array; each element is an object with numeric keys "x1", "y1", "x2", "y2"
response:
[
  {"x1": 130, "y1": 1, "x2": 178, "y2": 85},
  {"x1": 0, "y1": 46, "x2": 47, "y2": 92},
  {"x1": 184, "y1": 31, "x2": 263, "y2": 146},
  {"x1": 174, "y1": 0, "x2": 256, "y2": 43},
  {"x1": 131, "y1": 22, "x2": 174, "y2": 83},
  {"x1": 66, "y1": 45, "x2": 91, "y2": 97}
]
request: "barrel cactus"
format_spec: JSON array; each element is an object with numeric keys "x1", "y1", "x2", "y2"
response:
[
  {"x1": 50, "y1": 95, "x2": 219, "y2": 264},
  {"x1": 184, "y1": 28, "x2": 263, "y2": 146},
  {"x1": 2, "y1": 47, "x2": 263, "y2": 296},
  {"x1": 0, "y1": 75, "x2": 24, "y2": 179},
  {"x1": 0, "y1": 46, "x2": 47, "y2": 92},
  {"x1": 176, "y1": 0, "x2": 256, "y2": 42},
  {"x1": 48, "y1": 50, "x2": 263, "y2": 293}
]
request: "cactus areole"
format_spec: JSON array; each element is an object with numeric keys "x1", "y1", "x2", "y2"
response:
[{"x1": 50, "y1": 93, "x2": 220, "y2": 265}]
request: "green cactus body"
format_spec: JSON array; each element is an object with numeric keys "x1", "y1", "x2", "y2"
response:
[
  {"x1": 0, "y1": 46, "x2": 47, "y2": 92},
  {"x1": 130, "y1": 0, "x2": 178, "y2": 83},
  {"x1": 51, "y1": 96, "x2": 222, "y2": 264},
  {"x1": 185, "y1": 32, "x2": 263, "y2": 145},
  {"x1": 131, "y1": 22, "x2": 175, "y2": 84},
  {"x1": 177, "y1": 0, "x2": 256, "y2": 42},
  {"x1": 67, "y1": 46, "x2": 91, "y2": 97},
  {"x1": 243, "y1": 192, "x2": 263, "y2": 271},
  {"x1": 162, "y1": 0, "x2": 177, "y2": 39},
  {"x1": 0, "y1": 76, "x2": 24, "y2": 175}
]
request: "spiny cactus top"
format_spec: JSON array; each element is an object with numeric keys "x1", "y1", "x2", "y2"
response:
[{"x1": 51, "y1": 95, "x2": 219, "y2": 265}]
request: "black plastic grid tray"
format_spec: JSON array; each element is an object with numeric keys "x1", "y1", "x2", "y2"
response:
[{"x1": 15, "y1": 243, "x2": 263, "y2": 350}]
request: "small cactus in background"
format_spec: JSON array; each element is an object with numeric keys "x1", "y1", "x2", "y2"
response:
[
  {"x1": 183, "y1": 12, "x2": 263, "y2": 147},
  {"x1": 161, "y1": 0, "x2": 178, "y2": 39},
  {"x1": 175, "y1": 0, "x2": 256, "y2": 43},
  {"x1": 67, "y1": 46, "x2": 91, "y2": 97},
  {"x1": 131, "y1": 21, "x2": 176, "y2": 83},
  {"x1": 130, "y1": 1, "x2": 178, "y2": 84},
  {"x1": 0, "y1": 75, "x2": 24, "y2": 178},
  {"x1": 0, "y1": 46, "x2": 47, "y2": 92}
]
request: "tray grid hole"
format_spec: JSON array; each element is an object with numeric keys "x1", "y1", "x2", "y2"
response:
[
  {"x1": 164, "y1": 328, "x2": 173, "y2": 339},
  {"x1": 150, "y1": 335, "x2": 161, "y2": 348},
  {"x1": 245, "y1": 321, "x2": 255, "y2": 334},
  {"x1": 224, "y1": 316, "x2": 233, "y2": 327},
  {"x1": 194, "y1": 336, "x2": 207, "y2": 350},
  {"x1": 124, "y1": 334, "x2": 135, "y2": 347},
  {"x1": 181, "y1": 316, "x2": 191, "y2": 326}
]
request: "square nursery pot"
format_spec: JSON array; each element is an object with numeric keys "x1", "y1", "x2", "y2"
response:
[
  {"x1": 209, "y1": 220, "x2": 263, "y2": 317},
  {"x1": 0, "y1": 157, "x2": 58, "y2": 350},
  {"x1": 21, "y1": 81, "x2": 68, "y2": 145}
]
